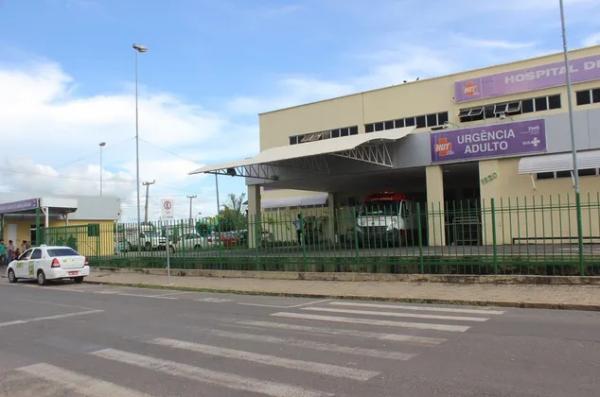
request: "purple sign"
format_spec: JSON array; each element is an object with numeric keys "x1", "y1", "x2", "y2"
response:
[
  {"x1": 455, "y1": 54, "x2": 600, "y2": 102},
  {"x1": 0, "y1": 198, "x2": 40, "y2": 215},
  {"x1": 431, "y1": 119, "x2": 546, "y2": 163}
]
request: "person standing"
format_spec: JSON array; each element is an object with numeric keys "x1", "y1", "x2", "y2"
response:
[
  {"x1": 21, "y1": 240, "x2": 28, "y2": 252},
  {"x1": 0, "y1": 239, "x2": 6, "y2": 268},
  {"x1": 293, "y1": 214, "x2": 304, "y2": 245},
  {"x1": 7, "y1": 240, "x2": 15, "y2": 262}
]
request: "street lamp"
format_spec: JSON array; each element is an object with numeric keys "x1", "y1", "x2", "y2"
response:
[
  {"x1": 133, "y1": 43, "x2": 148, "y2": 253},
  {"x1": 558, "y1": 0, "x2": 584, "y2": 273},
  {"x1": 99, "y1": 142, "x2": 106, "y2": 196}
]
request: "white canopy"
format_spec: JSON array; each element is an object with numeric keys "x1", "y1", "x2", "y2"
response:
[
  {"x1": 518, "y1": 149, "x2": 600, "y2": 174},
  {"x1": 262, "y1": 192, "x2": 329, "y2": 209},
  {"x1": 190, "y1": 127, "x2": 415, "y2": 176}
]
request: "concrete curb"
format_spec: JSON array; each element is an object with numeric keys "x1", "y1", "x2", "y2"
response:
[
  {"x1": 95, "y1": 267, "x2": 600, "y2": 285},
  {"x1": 83, "y1": 279, "x2": 600, "y2": 312}
]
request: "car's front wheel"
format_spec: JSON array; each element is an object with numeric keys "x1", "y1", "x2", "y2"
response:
[
  {"x1": 37, "y1": 270, "x2": 46, "y2": 286},
  {"x1": 7, "y1": 269, "x2": 17, "y2": 283}
]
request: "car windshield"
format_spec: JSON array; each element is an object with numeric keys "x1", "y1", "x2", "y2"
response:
[
  {"x1": 47, "y1": 248, "x2": 79, "y2": 257},
  {"x1": 360, "y1": 201, "x2": 400, "y2": 215}
]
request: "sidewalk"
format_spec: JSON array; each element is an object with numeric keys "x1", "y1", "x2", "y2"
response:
[{"x1": 86, "y1": 270, "x2": 600, "y2": 311}]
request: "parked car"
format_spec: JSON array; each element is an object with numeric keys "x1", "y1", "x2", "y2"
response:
[
  {"x1": 177, "y1": 233, "x2": 219, "y2": 250},
  {"x1": 6, "y1": 245, "x2": 90, "y2": 285},
  {"x1": 125, "y1": 231, "x2": 174, "y2": 252}
]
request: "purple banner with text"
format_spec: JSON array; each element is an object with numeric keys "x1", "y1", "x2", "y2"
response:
[
  {"x1": 431, "y1": 119, "x2": 546, "y2": 163},
  {"x1": 455, "y1": 54, "x2": 600, "y2": 102}
]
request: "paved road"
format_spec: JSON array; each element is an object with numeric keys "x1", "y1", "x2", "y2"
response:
[{"x1": 0, "y1": 280, "x2": 598, "y2": 396}]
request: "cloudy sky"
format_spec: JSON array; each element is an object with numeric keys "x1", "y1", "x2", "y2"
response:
[{"x1": 0, "y1": 0, "x2": 599, "y2": 220}]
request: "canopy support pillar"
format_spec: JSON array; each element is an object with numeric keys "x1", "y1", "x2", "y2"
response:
[{"x1": 248, "y1": 185, "x2": 261, "y2": 249}]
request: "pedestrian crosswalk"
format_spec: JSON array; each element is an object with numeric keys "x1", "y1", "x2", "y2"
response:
[{"x1": 3, "y1": 300, "x2": 505, "y2": 397}]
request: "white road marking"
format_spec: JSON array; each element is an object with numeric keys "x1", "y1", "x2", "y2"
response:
[
  {"x1": 152, "y1": 291, "x2": 195, "y2": 297},
  {"x1": 329, "y1": 301, "x2": 505, "y2": 315},
  {"x1": 302, "y1": 307, "x2": 488, "y2": 322},
  {"x1": 207, "y1": 329, "x2": 415, "y2": 360},
  {"x1": 92, "y1": 348, "x2": 333, "y2": 397},
  {"x1": 150, "y1": 337, "x2": 379, "y2": 381},
  {"x1": 235, "y1": 320, "x2": 446, "y2": 345},
  {"x1": 237, "y1": 299, "x2": 332, "y2": 309},
  {"x1": 271, "y1": 312, "x2": 470, "y2": 332},
  {"x1": 94, "y1": 291, "x2": 177, "y2": 300},
  {"x1": 0, "y1": 310, "x2": 104, "y2": 328},
  {"x1": 17, "y1": 363, "x2": 152, "y2": 397},
  {"x1": 195, "y1": 297, "x2": 233, "y2": 303}
]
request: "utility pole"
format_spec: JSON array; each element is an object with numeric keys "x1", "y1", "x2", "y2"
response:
[
  {"x1": 133, "y1": 43, "x2": 148, "y2": 252},
  {"x1": 142, "y1": 180, "x2": 155, "y2": 223},
  {"x1": 187, "y1": 195, "x2": 197, "y2": 222},
  {"x1": 99, "y1": 142, "x2": 106, "y2": 196},
  {"x1": 559, "y1": 0, "x2": 584, "y2": 275}
]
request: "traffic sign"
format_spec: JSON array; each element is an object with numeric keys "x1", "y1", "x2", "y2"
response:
[{"x1": 161, "y1": 199, "x2": 174, "y2": 220}]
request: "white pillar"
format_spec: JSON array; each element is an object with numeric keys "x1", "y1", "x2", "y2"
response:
[
  {"x1": 426, "y1": 166, "x2": 445, "y2": 246},
  {"x1": 247, "y1": 185, "x2": 261, "y2": 248},
  {"x1": 327, "y1": 192, "x2": 336, "y2": 242},
  {"x1": 43, "y1": 207, "x2": 50, "y2": 228}
]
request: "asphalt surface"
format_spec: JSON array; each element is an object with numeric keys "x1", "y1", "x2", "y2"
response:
[{"x1": 0, "y1": 279, "x2": 598, "y2": 396}]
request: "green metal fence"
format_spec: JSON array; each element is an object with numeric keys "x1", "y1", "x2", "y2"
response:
[{"x1": 40, "y1": 193, "x2": 600, "y2": 276}]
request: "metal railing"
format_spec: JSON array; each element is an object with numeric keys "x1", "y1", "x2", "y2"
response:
[{"x1": 40, "y1": 193, "x2": 600, "y2": 276}]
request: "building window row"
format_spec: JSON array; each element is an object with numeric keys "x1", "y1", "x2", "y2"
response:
[
  {"x1": 289, "y1": 125, "x2": 358, "y2": 145},
  {"x1": 458, "y1": 94, "x2": 561, "y2": 123},
  {"x1": 365, "y1": 111, "x2": 449, "y2": 133},
  {"x1": 537, "y1": 168, "x2": 599, "y2": 180},
  {"x1": 576, "y1": 88, "x2": 600, "y2": 106}
]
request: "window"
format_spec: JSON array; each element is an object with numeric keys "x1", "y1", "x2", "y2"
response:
[
  {"x1": 332, "y1": 129, "x2": 341, "y2": 138},
  {"x1": 365, "y1": 124, "x2": 374, "y2": 133},
  {"x1": 506, "y1": 101, "x2": 521, "y2": 114},
  {"x1": 405, "y1": 117, "x2": 415, "y2": 127},
  {"x1": 484, "y1": 105, "x2": 495, "y2": 118},
  {"x1": 548, "y1": 94, "x2": 561, "y2": 109},
  {"x1": 18, "y1": 249, "x2": 32, "y2": 260},
  {"x1": 48, "y1": 248, "x2": 79, "y2": 257},
  {"x1": 31, "y1": 249, "x2": 42, "y2": 259},
  {"x1": 437, "y1": 112, "x2": 448, "y2": 125},
  {"x1": 494, "y1": 103, "x2": 508, "y2": 116},
  {"x1": 579, "y1": 168, "x2": 597, "y2": 177},
  {"x1": 522, "y1": 98, "x2": 534, "y2": 113},
  {"x1": 576, "y1": 90, "x2": 591, "y2": 105},
  {"x1": 394, "y1": 119, "x2": 405, "y2": 128},
  {"x1": 349, "y1": 126, "x2": 358, "y2": 135},
  {"x1": 384, "y1": 120, "x2": 394, "y2": 130},
  {"x1": 534, "y1": 96, "x2": 548, "y2": 111},
  {"x1": 290, "y1": 125, "x2": 358, "y2": 145},
  {"x1": 340, "y1": 128, "x2": 349, "y2": 137},
  {"x1": 593, "y1": 89, "x2": 600, "y2": 103},
  {"x1": 374, "y1": 122, "x2": 384, "y2": 131},
  {"x1": 416, "y1": 115, "x2": 426, "y2": 128},
  {"x1": 536, "y1": 172, "x2": 554, "y2": 179},
  {"x1": 426, "y1": 113, "x2": 437, "y2": 127},
  {"x1": 289, "y1": 136, "x2": 298, "y2": 145},
  {"x1": 468, "y1": 107, "x2": 484, "y2": 120},
  {"x1": 556, "y1": 170, "x2": 572, "y2": 178}
]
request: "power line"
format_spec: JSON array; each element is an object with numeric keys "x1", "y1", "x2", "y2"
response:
[{"x1": 138, "y1": 138, "x2": 201, "y2": 164}]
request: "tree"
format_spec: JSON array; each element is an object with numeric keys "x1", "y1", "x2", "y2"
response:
[{"x1": 218, "y1": 193, "x2": 247, "y2": 231}]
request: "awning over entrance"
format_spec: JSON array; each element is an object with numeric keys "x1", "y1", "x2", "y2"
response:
[
  {"x1": 262, "y1": 192, "x2": 328, "y2": 209},
  {"x1": 518, "y1": 149, "x2": 600, "y2": 174},
  {"x1": 190, "y1": 127, "x2": 415, "y2": 180}
]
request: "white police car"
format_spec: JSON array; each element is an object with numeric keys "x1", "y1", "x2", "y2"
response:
[{"x1": 6, "y1": 245, "x2": 90, "y2": 285}]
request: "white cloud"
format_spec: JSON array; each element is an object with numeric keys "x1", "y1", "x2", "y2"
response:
[
  {"x1": 454, "y1": 36, "x2": 536, "y2": 50},
  {"x1": 583, "y1": 32, "x2": 600, "y2": 47},
  {"x1": 0, "y1": 61, "x2": 255, "y2": 220}
]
